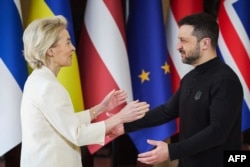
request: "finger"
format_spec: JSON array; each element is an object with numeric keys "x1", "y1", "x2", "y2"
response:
[
  {"x1": 147, "y1": 139, "x2": 159, "y2": 146},
  {"x1": 135, "y1": 103, "x2": 145, "y2": 111},
  {"x1": 138, "y1": 153, "x2": 156, "y2": 164},
  {"x1": 115, "y1": 95, "x2": 127, "y2": 105},
  {"x1": 136, "y1": 113, "x2": 145, "y2": 120},
  {"x1": 138, "y1": 159, "x2": 155, "y2": 165},
  {"x1": 109, "y1": 89, "x2": 115, "y2": 96},
  {"x1": 138, "y1": 157, "x2": 154, "y2": 165},
  {"x1": 107, "y1": 133, "x2": 117, "y2": 139},
  {"x1": 115, "y1": 91, "x2": 127, "y2": 96},
  {"x1": 136, "y1": 109, "x2": 148, "y2": 119},
  {"x1": 115, "y1": 90, "x2": 127, "y2": 97},
  {"x1": 140, "y1": 105, "x2": 150, "y2": 112},
  {"x1": 136, "y1": 105, "x2": 149, "y2": 116},
  {"x1": 137, "y1": 102, "x2": 150, "y2": 110},
  {"x1": 106, "y1": 112, "x2": 115, "y2": 117},
  {"x1": 117, "y1": 99, "x2": 126, "y2": 105},
  {"x1": 138, "y1": 151, "x2": 151, "y2": 158}
]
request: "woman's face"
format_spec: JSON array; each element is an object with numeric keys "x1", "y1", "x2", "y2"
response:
[{"x1": 50, "y1": 28, "x2": 75, "y2": 68}]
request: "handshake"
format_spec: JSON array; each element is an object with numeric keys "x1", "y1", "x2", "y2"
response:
[
  {"x1": 92, "y1": 89, "x2": 150, "y2": 136},
  {"x1": 95, "y1": 90, "x2": 170, "y2": 165}
]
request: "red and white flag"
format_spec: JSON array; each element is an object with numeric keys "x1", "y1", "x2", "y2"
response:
[
  {"x1": 77, "y1": 0, "x2": 133, "y2": 154},
  {"x1": 166, "y1": 0, "x2": 203, "y2": 92},
  {"x1": 217, "y1": 0, "x2": 250, "y2": 131},
  {"x1": 165, "y1": 0, "x2": 203, "y2": 133}
]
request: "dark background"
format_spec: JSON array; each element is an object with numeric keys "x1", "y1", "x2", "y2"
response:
[{"x1": 70, "y1": 0, "x2": 220, "y2": 48}]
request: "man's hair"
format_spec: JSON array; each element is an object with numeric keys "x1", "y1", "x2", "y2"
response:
[{"x1": 178, "y1": 13, "x2": 219, "y2": 49}]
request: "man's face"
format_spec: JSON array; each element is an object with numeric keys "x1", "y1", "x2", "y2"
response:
[{"x1": 176, "y1": 25, "x2": 201, "y2": 66}]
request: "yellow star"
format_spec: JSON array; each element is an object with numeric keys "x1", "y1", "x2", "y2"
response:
[
  {"x1": 161, "y1": 62, "x2": 170, "y2": 74},
  {"x1": 138, "y1": 69, "x2": 150, "y2": 83}
]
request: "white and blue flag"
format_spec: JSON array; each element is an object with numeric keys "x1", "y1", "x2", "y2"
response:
[{"x1": 0, "y1": 0, "x2": 28, "y2": 156}]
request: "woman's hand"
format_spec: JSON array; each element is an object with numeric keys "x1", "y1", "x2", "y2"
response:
[
  {"x1": 107, "y1": 123, "x2": 125, "y2": 138},
  {"x1": 99, "y1": 90, "x2": 127, "y2": 113}
]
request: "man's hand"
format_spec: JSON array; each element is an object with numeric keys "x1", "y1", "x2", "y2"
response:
[{"x1": 137, "y1": 139, "x2": 169, "y2": 165}]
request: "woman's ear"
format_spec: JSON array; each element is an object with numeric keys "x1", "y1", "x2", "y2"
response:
[{"x1": 47, "y1": 48, "x2": 53, "y2": 57}]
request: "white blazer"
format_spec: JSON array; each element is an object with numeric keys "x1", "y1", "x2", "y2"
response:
[{"x1": 20, "y1": 66, "x2": 105, "y2": 167}]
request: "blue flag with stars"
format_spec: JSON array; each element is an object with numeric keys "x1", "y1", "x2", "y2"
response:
[{"x1": 127, "y1": 0, "x2": 177, "y2": 153}]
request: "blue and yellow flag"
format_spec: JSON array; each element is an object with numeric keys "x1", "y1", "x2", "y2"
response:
[
  {"x1": 26, "y1": 0, "x2": 84, "y2": 111},
  {"x1": 127, "y1": 0, "x2": 177, "y2": 153},
  {"x1": 0, "y1": 0, "x2": 28, "y2": 156}
]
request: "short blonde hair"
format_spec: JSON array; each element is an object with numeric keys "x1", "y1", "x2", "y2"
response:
[{"x1": 23, "y1": 15, "x2": 67, "y2": 69}]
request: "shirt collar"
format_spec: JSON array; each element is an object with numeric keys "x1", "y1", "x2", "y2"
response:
[{"x1": 194, "y1": 57, "x2": 220, "y2": 73}]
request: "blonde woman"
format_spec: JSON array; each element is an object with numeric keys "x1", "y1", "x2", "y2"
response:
[{"x1": 20, "y1": 15, "x2": 149, "y2": 167}]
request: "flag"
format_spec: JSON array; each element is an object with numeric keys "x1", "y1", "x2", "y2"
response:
[
  {"x1": 126, "y1": 0, "x2": 177, "y2": 153},
  {"x1": 0, "y1": 0, "x2": 28, "y2": 156},
  {"x1": 77, "y1": 0, "x2": 133, "y2": 154},
  {"x1": 217, "y1": 0, "x2": 250, "y2": 131},
  {"x1": 165, "y1": 0, "x2": 203, "y2": 133},
  {"x1": 27, "y1": 0, "x2": 84, "y2": 111},
  {"x1": 166, "y1": 0, "x2": 203, "y2": 92}
]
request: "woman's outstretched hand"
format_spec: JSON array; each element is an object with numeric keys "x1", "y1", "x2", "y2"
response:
[{"x1": 99, "y1": 89, "x2": 127, "y2": 113}]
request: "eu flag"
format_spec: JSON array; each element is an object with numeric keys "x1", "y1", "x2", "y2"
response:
[{"x1": 127, "y1": 0, "x2": 177, "y2": 153}]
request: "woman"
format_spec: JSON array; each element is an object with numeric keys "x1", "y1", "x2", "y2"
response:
[{"x1": 20, "y1": 15, "x2": 149, "y2": 167}]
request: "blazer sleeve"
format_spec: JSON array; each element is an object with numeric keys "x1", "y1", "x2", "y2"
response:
[
  {"x1": 40, "y1": 82, "x2": 106, "y2": 146},
  {"x1": 76, "y1": 110, "x2": 92, "y2": 124}
]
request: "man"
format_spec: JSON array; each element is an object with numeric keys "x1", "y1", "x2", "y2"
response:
[{"x1": 114, "y1": 13, "x2": 243, "y2": 167}]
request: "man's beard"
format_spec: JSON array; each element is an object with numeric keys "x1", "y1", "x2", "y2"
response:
[{"x1": 181, "y1": 44, "x2": 200, "y2": 65}]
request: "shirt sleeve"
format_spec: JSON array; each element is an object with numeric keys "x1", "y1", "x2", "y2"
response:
[
  {"x1": 40, "y1": 82, "x2": 106, "y2": 146},
  {"x1": 124, "y1": 90, "x2": 180, "y2": 132}
]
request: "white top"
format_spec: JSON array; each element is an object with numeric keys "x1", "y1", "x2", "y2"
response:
[{"x1": 20, "y1": 66, "x2": 105, "y2": 167}]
